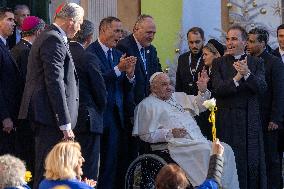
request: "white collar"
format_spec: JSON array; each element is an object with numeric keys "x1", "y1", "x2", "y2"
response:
[
  {"x1": 70, "y1": 40, "x2": 84, "y2": 48},
  {"x1": 0, "y1": 35, "x2": 6, "y2": 45},
  {"x1": 53, "y1": 23, "x2": 68, "y2": 43},
  {"x1": 22, "y1": 38, "x2": 32, "y2": 45},
  {"x1": 279, "y1": 47, "x2": 284, "y2": 56},
  {"x1": 133, "y1": 34, "x2": 143, "y2": 50},
  {"x1": 234, "y1": 53, "x2": 245, "y2": 59},
  {"x1": 98, "y1": 38, "x2": 111, "y2": 55}
]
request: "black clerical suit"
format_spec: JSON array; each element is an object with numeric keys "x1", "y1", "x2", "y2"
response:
[{"x1": 211, "y1": 54, "x2": 267, "y2": 189}]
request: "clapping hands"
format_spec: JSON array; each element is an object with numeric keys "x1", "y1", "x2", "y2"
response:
[
  {"x1": 117, "y1": 54, "x2": 137, "y2": 78},
  {"x1": 196, "y1": 67, "x2": 209, "y2": 93},
  {"x1": 233, "y1": 57, "x2": 250, "y2": 81}
]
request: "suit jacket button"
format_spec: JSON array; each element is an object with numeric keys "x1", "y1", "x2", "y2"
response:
[{"x1": 76, "y1": 98, "x2": 79, "y2": 101}]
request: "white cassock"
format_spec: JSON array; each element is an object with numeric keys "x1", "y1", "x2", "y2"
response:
[{"x1": 133, "y1": 92, "x2": 239, "y2": 189}]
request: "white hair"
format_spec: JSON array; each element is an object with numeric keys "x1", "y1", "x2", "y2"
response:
[
  {"x1": 55, "y1": 2, "x2": 84, "y2": 22},
  {"x1": 0, "y1": 154, "x2": 26, "y2": 188}
]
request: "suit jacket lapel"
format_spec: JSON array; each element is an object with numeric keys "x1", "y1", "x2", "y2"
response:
[
  {"x1": 184, "y1": 52, "x2": 192, "y2": 83},
  {"x1": 94, "y1": 40, "x2": 111, "y2": 69},
  {"x1": 129, "y1": 35, "x2": 147, "y2": 76},
  {"x1": 0, "y1": 40, "x2": 20, "y2": 73}
]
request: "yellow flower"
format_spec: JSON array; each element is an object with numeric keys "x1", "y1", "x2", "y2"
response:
[{"x1": 24, "y1": 171, "x2": 32, "y2": 183}]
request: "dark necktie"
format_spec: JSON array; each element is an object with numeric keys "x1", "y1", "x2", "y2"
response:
[
  {"x1": 107, "y1": 49, "x2": 121, "y2": 105},
  {"x1": 140, "y1": 48, "x2": 147, "y2": 74},
  {"x1": 5, "y1": 42, "x2": 10, "y2": 50},
  {"x1": 107, "y1": 49, "x2": 113, "y2": 68}
]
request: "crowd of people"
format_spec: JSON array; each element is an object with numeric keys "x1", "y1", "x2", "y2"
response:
[{"x1": 0, "y1": 2, "x2": 284, "y2": 189}]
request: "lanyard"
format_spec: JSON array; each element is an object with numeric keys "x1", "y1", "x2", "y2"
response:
[
  {"x1": 188, "y1": 53, "x2": 201, "y2": 81},
  {"x1": 140, "y1": 48, "x2": 147, "y2": 74}
]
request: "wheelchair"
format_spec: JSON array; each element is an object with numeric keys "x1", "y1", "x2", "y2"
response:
[
  {"x1": 125, "y1": 143, "x2": 194, "y2": 189},
  {"x1": 125, "y1": 153, "x2": 167, "y2": 189}
]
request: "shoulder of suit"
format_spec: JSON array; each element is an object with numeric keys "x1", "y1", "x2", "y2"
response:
[{"x1": 179, "y1": 51, "x2": 190, "y2": 58}]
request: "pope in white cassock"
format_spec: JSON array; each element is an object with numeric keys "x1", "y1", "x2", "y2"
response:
[{"x1": 133, "y1": 72, "x2": 239, "y2": 188}]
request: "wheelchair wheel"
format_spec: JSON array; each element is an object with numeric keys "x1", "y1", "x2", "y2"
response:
[{"x1": 125, "y1": 154, "x2": 167, "y2": 189}]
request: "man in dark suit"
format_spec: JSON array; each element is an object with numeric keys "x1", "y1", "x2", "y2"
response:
[
  {"x1": 0, "y1": 7, "x2": 21, "y2": 156},
  {"x1": 69, "y1": 19, "x2": 107, "y2": 180},
  {"x1": 86, "y1": 16, "x2": 136, "y2": 189},
  {"x1": 116, "y1": 14, "x2": 161, "y2": 108},
  {"x1": 116, "y1": 14, "x2": 162, "y2": 167},
  {"x1": 18, "y1": 3, "x2": 84, "y2": 188},
  {"x1": 273, "y1": 24, "x2": 284, "y2": 187},
  {"x1": 7, "y1": 4, "x2": 30, "y2": 49},
  {"x1": 247, "y1": 28, "x2": 284, "y2": 189},
  {"x1": 176, "y1": 27, "x2": 205, "y2": 95},
  {"x1": 10, "y1": 16, "x2": 45, "y2": 187},
  {"x1": 211, "y1": 25, "x2": 267, "y2": 189}
]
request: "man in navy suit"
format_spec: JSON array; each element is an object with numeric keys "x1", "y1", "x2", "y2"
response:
[
  {"x1": 18, "y1": 3, "x2": 84, "y2": 188},
  {"x1": 86, "y1": 16, "x2": 136, "y2": 189},
  {"x1": 116, "y1": 14, "x2": 162, "y2": 167},
  {"x1": 0, "y1": 7, "x2": 22, "y2": 156},
  {"x1": 69, "y1": 19, "x2": 107, "y2": 181}
]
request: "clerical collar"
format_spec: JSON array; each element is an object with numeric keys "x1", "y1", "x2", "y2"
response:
[
  {"x1": 0, "y1": 35, "x2": 6, "y2": 45},
  {"x1": 133, "y1": 34, "x2": 143, "y2": 51},
  {"x1": 279, "y1": 47, "x2": 284, "y2": 57},
  {"x1": 98, "y1": 38, "x2": 112, "y2": 56},
  {"x1": 53, "y1": 23, "x2": 68, "y2": 43}
]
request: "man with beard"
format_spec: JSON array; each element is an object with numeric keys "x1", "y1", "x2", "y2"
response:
[
  {"x1": 176, "y1": 27, "x2": 205, "y2": 95},
  {"x1": 211, "y1": 25, "x2": 267, "y2": 189},
  {"x1": 18, "y1": 3, "x2": 84, "y2": 188},
  {"x1": 86, "y1": 16, "x2": 136, "y2": 189},
  {"x1": 247, "y1": 28, "x2": 284, "y2": 189}
]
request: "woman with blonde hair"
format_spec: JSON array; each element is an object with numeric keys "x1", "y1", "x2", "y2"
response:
[{"x1": 39, "y1": 141, "x2": 96, "y2": 189}]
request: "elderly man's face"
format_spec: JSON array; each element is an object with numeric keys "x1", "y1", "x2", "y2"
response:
[
  {"x1": 66, "y1": 15, "x2": 84, "y2": 38},
  {"x1": 0, "y1": 12, "x2": 16, "y2": 38},
  {"x1": 152, "y1": 74, "x2": 173, "y2": 100},
  {"x1": 14, "y1": 8, "x2": 30, "y2": 27},
  {"x1": 134, "y1": 17, "x2": 156, "y2": 47}
]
